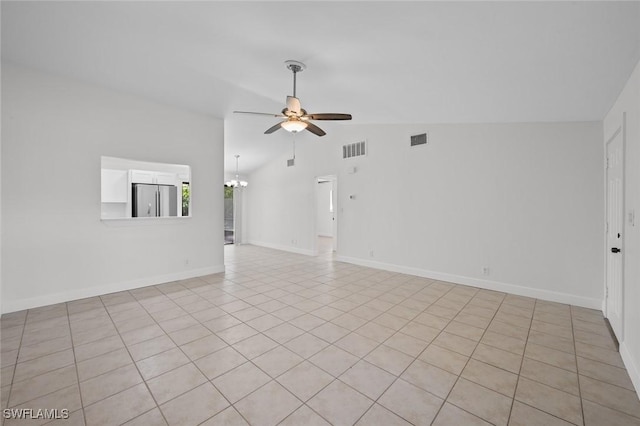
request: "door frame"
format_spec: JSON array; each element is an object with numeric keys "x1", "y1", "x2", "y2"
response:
[
  {"x1": 603, "y1": 112, "x2": 626, "y2": 341},
  {"x1": 313, "y1": 174, "x2": 338, "y2": 255}
]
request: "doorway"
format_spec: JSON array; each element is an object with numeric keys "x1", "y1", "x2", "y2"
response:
[
  {"x1": 605, "y1": 114, "x2": 625, "y2": 341},
  {"x1": 224, "y1": 186, "x2": 234, "y2": 244},
  {"x1": 315, "y1": 175, "x2": 337, "y2": 254}
]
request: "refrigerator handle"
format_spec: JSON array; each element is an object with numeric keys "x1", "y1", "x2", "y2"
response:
[
  {"x1": 156, "y1": 189, "x2": 159, "y2": 217},
  {"x1": 147, "y1": 202, "x2": 151, "y2": 216}
]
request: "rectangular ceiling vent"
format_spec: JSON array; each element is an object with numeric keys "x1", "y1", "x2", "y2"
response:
[
  {"x1": 342, "y1": 141, "x2": 367, "y2": 159},
  {"x1": 410, "y1": 133, "x2": 428, "y2": 147}
]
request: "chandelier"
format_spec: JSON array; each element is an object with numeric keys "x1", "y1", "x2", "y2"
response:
[{"x1": 225, "y1": 154, "x2": 248, "y2": 188}]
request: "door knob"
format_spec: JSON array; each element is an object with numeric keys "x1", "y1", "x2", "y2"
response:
[{"x1": 611, "y1": 247, "x2": 621, "y2": 253}]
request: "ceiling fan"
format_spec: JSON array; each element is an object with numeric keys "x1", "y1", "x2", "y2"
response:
[{"x1": 234, "y1": 60, "x2": 352, "y2": 137}]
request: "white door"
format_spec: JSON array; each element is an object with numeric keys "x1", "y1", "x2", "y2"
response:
[{"x1": 605, "y1": 121, "x2": 625, "y2": 340}]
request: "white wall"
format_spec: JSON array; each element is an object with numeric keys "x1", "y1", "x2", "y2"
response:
[
  {"x1": 1, "y1": 65, "x2": 224, "y2": 313},
  {"x1": 604, "y1": 60, "x2": 640, "y2": 395},
  {"x1": 246, "y1": 122, "x2": 604, "y2": 307},
  {"x1": 316, "y1": 181, "x2": 333, "y2": 237}
]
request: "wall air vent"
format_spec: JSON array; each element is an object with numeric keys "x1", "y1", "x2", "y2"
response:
[
  {"x1": 287, "y1": 158, "x2": 295, "y2": 167},
  {"x1": 410, "y1": 133, "x2": 428, "y2": 147},
  {"x1": 342, "y1": 141, "x2": 367, "y2": 159}
]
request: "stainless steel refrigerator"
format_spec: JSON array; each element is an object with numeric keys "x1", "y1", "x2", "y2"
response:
[{"x1": 132, "y1": 184, "x2": 178, "y2": 217}]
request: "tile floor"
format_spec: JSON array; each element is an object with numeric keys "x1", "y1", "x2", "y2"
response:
[{"x1": 1, "y1": 244, "x2": 639, "y2": 426}]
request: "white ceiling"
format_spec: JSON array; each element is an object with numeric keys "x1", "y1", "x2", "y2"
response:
[{"x1": 2, "y1": 1, "x2": 640, "y2": 175}]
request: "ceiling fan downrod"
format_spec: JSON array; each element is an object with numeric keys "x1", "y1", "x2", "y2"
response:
[{"x1": 285, "y1": 60, "x2": 306, "y2": 98}]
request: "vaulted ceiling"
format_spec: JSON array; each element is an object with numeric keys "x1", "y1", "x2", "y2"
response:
[{"x1": 3, "y1": 1, "x2": 639, "y2": 174}]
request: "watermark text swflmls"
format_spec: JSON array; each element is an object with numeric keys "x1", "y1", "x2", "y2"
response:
[{"x1": 3, "y1": 408, "x2": 69, "y2": 420}]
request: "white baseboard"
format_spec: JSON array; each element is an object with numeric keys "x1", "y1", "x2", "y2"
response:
[
  {"x1": 248, "y1": 240, "x2": 315, "y2": 256},
  {"x1": 1, "y1": 265, "x2": 225, "y2": 314},
  {"x1": 620, "y1": 342, "x2": 640, "y2": 397},
  {"x1": 336, "y1": 255, "x2": 602, "y2": 310}
]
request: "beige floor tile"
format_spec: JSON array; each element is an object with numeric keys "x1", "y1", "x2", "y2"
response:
[
  {"x1": 180, "y1": 334, "x2": 227, "y2": 361},
  {"x1": 461, "y1": 358, "x2": 518, "y2": 397},
  {"x1": 289, "y1": 313, "x2": 326, "y2": 331},
  {"x1": 493, "y1": 312, "x2": 531, "y2": 329},
  {"x1": 200, "y1": 406, "x2": 249, "y2": 425},
  {"x1": 263, "y1": 323, "x2": 305, "y2": 344},
  {"x1": 355, "y1": 403, "x2": 412, "y2": 426},
  {"x1": 191, "y1": 307, "x2": 226, "y2": 323},
  {"x1": 487, "y1": 320, "x2": 529, "y2": 341},
  {"x1": 413, "y1": 312, "x2": 451, "y2": 330},
  {"x1": 84, "y1": 383, "x2": 156, "y2": 426},
  {"x1": 524, "y1": 342, "x2": 576, "y2": 372},
  {"x1": 80, "y1": 364, "x2": 143, "y2": 406},
  {"x1": 574, "y1": 328, "x2": 617, "y2": 351},
  {"x1": 195, "y1": 346, "x2": 247, "y2": 379},
  {"x1": 432, "y1": 402, "x2": 492, "y2": 426},
  {"x1": 308, "y1": 380, "x2": 373, "y2": 426},
  {"x1": 9, "y1": 365, "x2": 77, "y2": 406},
  {"x1": 398, "y1": 322, "x2": 440, "y2": 343},
  {"x1": 372, "y1": 313, "x2": 409, "y2": 330},
  {"x1": 235, "y1": 380, "x2": 301, "y2": 426},
  {"x1": 284, "y1": 333, "x2": 330, "y2": 359},
  {"x1": 216, "y1": 324, "x2": 259, "y2": 345},
  {"x1": 454, "y1": 312, "x2": 492, "y2": 329},
  {"x1": 480, "y1": 330, "x2": 526, "y2": 355},
  {"x1": 203, "y1": 314, "x2": 242, "y2": 333},
  {"x1": 120, "y1": 324, "x2": 166, "y2": 347},
  {"x1": 280, "y1": 405, "x2": 331, "y2": 426},
  {"x1": 147, "y1": 362, "x2": 207, "y2": 404},
  {"x1": 311, "y1": 306, "x2": 344, "y2": 322},
  {"x1": 123, "y1": 408, "x2": 168, "y2": 426},
  {"x1": 8, "y1": 383, "x2": 82, "y2": 416},
  {"x1": 330, "y1": 313, "x2": 368, "y2": 331},
  {"x1": 444, "y1": 321, "x2": 485, "y2": 341},
  {"x1": 158, "y1": 315, "x2": 199, "y2": 334},
  {"x1": 508, "y1": 401, "x2": 575, "y2": 426},
  {"x1": 354, "y1": 322, "x2": 395, "y2": 343},
  {"x1": 364, "y1": 345, "x2": 413, "y2": 376},
  {"x1": 310, "y1": 345, "x2": 359, "y2": 377},
  {"x1": 232, "y1": 306, "x2": 267, "y2": 322},
  {"x1": 13, "y1": 349, "x2": 75, "y2": 383},
  {"x1": 232, "y1": 334, "x2": 278, "y2": 359},
  {"x1": 579, "y1": 375, "x2": 640, "y2": 418},
  {"x1": 520, "y1": 358, "x2": 579, "y2": 395},
  {"x1": 582, "y1": 399, "x2": 640, "y2": 426},
  {"x1": 18, "y1": 336, "x2": 72, "y2": 363},
  {"x1": 246, "y1": 314, "x2": 284, "y2": 332},
  {"x1": 575, "y1": 341, "x2": 625, "y2": 368},
  {"x1": 272, "y1": 306, "x2": 305, "y2": 321},
  {"x1": 379, "y1": 379, "x2": 443, "y2": 425},
  {"x1": 213, "y1": 362, "x2": 271, "y2": 403},
  {"x1": 252, "y1": 346, "x2": 302, "y2": 378},
  {"x1": 128, "y1": 335, "x2": 177, "y2": 362},
  {"x1": 515, "y1": 377, "x2": 582, "y2": 425},
  {"x1": 74, "y1": 335, "x2": 125, "y2": 363},
  {"x1": 339, "y1": 360, "x2": 396, "y2": 400},
  {"x1": 160, "y1": 383, "x2": 229, "y2": 426},
  {"x1": 419, "y1": 344, "x2": 469, "y2": 375},
  {"x1": 308, "y1": 320, "x2": 350, "y2": 343},
  {"x1": 447, "y1": 378, "x2": 512, "y2": 426},
  {"x1": 401, "y1": 359, "x2": 458, "y2": 399},
  {"x1": 136, "y1": 347, "x2": 190, "y2": 380},
  {"x1": 577, "y1": 356, "x2": 636, "y2": 391},
  {"x1": 168, "y1": 324, "x2": 212, "y2": 346},
  {"x1": 472, "y1": 343, "x2": 522, "y2": 374},
  {"x1": 433, "y1": 332, "x2": 478, "y2": 356},
  {"x1": 383, "y1": 332, "x2": 429, "y2": 357}
]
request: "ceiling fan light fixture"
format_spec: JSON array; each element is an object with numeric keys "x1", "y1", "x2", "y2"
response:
[{"x1": 281, "y1": 120, "x2": 308, "y2": 133}]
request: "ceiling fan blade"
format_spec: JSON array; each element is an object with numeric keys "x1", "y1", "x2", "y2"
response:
[
  {"x1": 305, "y1": 113, "x2": 352, "y2": 121},
  {"x1": 305, "y1": 122, "x2": 326, "y2": 137},
  {"x1": 286, "y1": 96, "x2": 302, "y2": 116},
  {"x1": 264, "y1": 122, "x2": 283, "y2": 134},
  {"x1": 234, "y1": 111, "x2": 285, "y2": 117}
]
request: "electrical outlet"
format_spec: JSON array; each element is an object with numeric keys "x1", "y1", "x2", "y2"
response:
[{"x1": 482, "y1": 267, "x2": 490, "y2": 276}]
